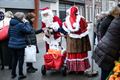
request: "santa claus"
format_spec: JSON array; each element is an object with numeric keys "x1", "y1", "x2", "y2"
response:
[
  {"x1": 40, "y1": 7, "x2": 62, "y2": 52},
  {"x1": 63, "y1": 6, "x2": 91, "y2": 72}
]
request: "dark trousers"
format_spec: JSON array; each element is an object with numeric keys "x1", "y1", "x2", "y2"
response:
[
  {"x1": 0, "y1": 46, "x2": 4, "y2": 67},
  {"x1": 10, "y1": 48, "x2": 24, "y2": 75},
  {"x1": 45, "y1": 42, "x2": 49, "y2": 52},
  {"x1": 93, "y1": 32, "x2": 96, "y2": 45},
  {"x1": 101, "y1": 68, "x2": 112, "y2": 80},
  {"x1": 0, "y1": 40, "x2": 12, "y2": 68}
]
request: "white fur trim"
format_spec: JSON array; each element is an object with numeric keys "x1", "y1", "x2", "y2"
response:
[
  {"x1": 0, "y1": 18, "x2": 11, "y2": 29},
  {"x1": 41, "y1": 9, "x2": 53, "y2": 16},
  {"x1": 43, "y1": 36, "x2": 50, "y2": 44},
  {"x1": 69, "y1": 30, "x2": 89, "y2": 39},
  {"x1": 62, "y1": 22, "x2": 70, "y2": 34},
  {"x1": 66, "y1": 57, "x2": 88, "y2": 61},
  {"x1": 66, "y1": 9, "x2": 70, "y2": 15},
  {"x1": 50, "y1": 22, "x2": 60, "y2": 31},
  {"x1": 65, "y1": 15, "x2": 82, "y2": 32},
  {"x1": 87, "y1": 25, "x2": 91, "y2": 31},
  {"x1": 41, "y1": 9, "x2": 53, "y2": 18},
  {"x1": 41, "y1": 15, "x2": 53, "y2": 27},
  {"x1": 56, "y1": 37, "x2": 61, "y2": 43}
]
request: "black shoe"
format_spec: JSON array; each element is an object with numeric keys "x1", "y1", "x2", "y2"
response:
[
  {"x1": 18, "y1": 75, "x2": 26, "y2": 80},
  {"x1": 27, "y1": 68, "x2": 36, "y2": 73},
  {"x1": 31, "y1": 67, "x2": 38, "y2": 71},
  {"x1": 1, "y1": 66, "x2": 4, "y2": 70},
  {"x1": 9, "y1": 66, "x2": 12, "y2": 70},
  {"x1": 11, "y1": 74, "x2": 17, "y2": 79},
  {"x1": 78, "y1": 71, "x2": 84, "y2": 75}
]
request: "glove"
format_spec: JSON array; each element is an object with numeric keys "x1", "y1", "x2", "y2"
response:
[
  {"x1": 22, "y1": 18, "x2": 28, "y2": 23},
  {"x1": 50, "y1": 22, "x2": 59, "y2": 31}
]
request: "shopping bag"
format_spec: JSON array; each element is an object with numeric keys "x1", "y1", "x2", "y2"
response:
[
  {"x1": 24, "y1": 45, "x2": 36, "y2": 62},
  {"x1": 0, "y1": 25, "x2": 9, "y2": 41},
  {"x1": 44, "y1": 53, "x2": 63, "y2": 70}
]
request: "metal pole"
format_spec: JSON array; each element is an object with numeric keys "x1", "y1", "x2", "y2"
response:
[
  {"x1": 74, "y1": 0, "x2": 75, "y2": 6},
  {"x1": 91, "y1": 0, "x2": 95, "y2": 73},
  {"x1": 85, "y1": 0, "x2": 98, "y2": 77}
]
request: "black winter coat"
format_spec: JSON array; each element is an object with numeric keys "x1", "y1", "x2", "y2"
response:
[
  {"x1": 99, "y1": 15, "x2": 114, "y2": 39},
  {"x1": 92, "y1": 17, "x2": 120, "y2": 71},
  {"x1": 25, "y1": 28, "x2": 36, "y2": 45}
]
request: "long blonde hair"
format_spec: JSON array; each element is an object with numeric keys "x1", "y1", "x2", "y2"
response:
[
  {"x1": 5, "y1": 11, "x2": 13, "y2": 18},
  {"x1": 109, "y1": 6, "x2": 120, "y2": 17}
]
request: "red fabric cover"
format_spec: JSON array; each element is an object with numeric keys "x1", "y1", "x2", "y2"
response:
[
  {"x1": 44, "y1": 53, "x2": 64, "y2": 70},
  {"x1": 0, "y1": 25, "x2": 9, "y2": 41}
]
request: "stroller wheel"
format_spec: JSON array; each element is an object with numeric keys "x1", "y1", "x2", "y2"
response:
[
  {"x1": 41, "y1": 65, "x2": 46, "y2": 76},
  {"x1": 61, "y1": 66, "x2": 67, "y2": 76}
]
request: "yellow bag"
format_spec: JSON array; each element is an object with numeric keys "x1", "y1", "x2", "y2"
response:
[
  {"x1": 47, "y1": 49, "x2": 61, "y2": 59},
  {"x1": 48, "y1": 49, "x2": 61, "y2": 54}
]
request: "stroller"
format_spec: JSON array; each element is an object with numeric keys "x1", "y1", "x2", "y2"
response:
[{"x1": 41, "y1": 39, "x2": 67, "y2": 76}]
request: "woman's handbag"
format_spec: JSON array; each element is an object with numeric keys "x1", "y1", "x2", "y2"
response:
[
  {"x1": 24, "y1": 45, "x2": 36, "y2": 62},
  {"x1": 0, "y1": 25, "x2": 9, "y2": 41}
]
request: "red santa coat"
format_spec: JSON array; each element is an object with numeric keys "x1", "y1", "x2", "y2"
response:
[
  {"x1": 63, "y1": 15, "x2": 91, "y2": 72},
  {"x1": 42, "y1": 16, "x2": 62, "y2": 52},
  {"x1": 63, "y1": 15, "x2": 91, "y2": 53}
]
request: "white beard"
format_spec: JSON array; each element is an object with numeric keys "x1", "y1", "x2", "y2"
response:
[{"x1": 42, "y1": 15, "x2": 53, "y2": 27}]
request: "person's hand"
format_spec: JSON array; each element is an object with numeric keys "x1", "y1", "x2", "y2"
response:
[
  {"x1": 50, "y1": 22, "x2": 59, "y2": 31},
  {"x1": 22, "y1": 18, "x2": 28, "y2": 23},
  {"x1": 44, "y1": 28, "x2": 50, "y2": 36}
]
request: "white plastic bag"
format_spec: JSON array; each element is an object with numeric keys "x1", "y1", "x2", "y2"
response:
[{"x1": 24, "y1": 45, "x2": 36, "y2": 62}]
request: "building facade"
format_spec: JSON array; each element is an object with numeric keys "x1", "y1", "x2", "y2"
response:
[
  {"x1": 1, "y1": 0, "x2": 118, "y2": 28},
  {"x1": 85, "y1": 0, "x2": 102, "y2": 22},
  {"x1": 102, "y1": 0, "x2": 118, "y2": 12},
  {"x1": 59, "y1": 0, "x2": 85, "y2": 21},
  {"x1": 0, "y1": 0, "x2": 39, "y2": 28},
  {"x1": 39, "y1": 0, "x2": 85, "y2": 21}
]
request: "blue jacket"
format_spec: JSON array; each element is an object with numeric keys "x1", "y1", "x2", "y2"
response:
[{"x1": 8, "y1": 17, "x2": 32, "y2": 49}]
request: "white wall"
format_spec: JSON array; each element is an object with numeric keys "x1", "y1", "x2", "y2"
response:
[
  {"x1": 0, "y1": 8, "x2": 5, "y2": 13},
  {"x1": 0, "y1": 0, "x2": 34, "y2": 9}
]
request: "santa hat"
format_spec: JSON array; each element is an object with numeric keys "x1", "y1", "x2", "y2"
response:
[
  {"x1": 5, "y1": 11, "x2": 13, "y2": 18},
  {"x1": 69, "y1": 6, "x2": 79, "y2": 16},
  {"x1": 40, "y1": 7, "x2": 53, "y2": 17}
]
